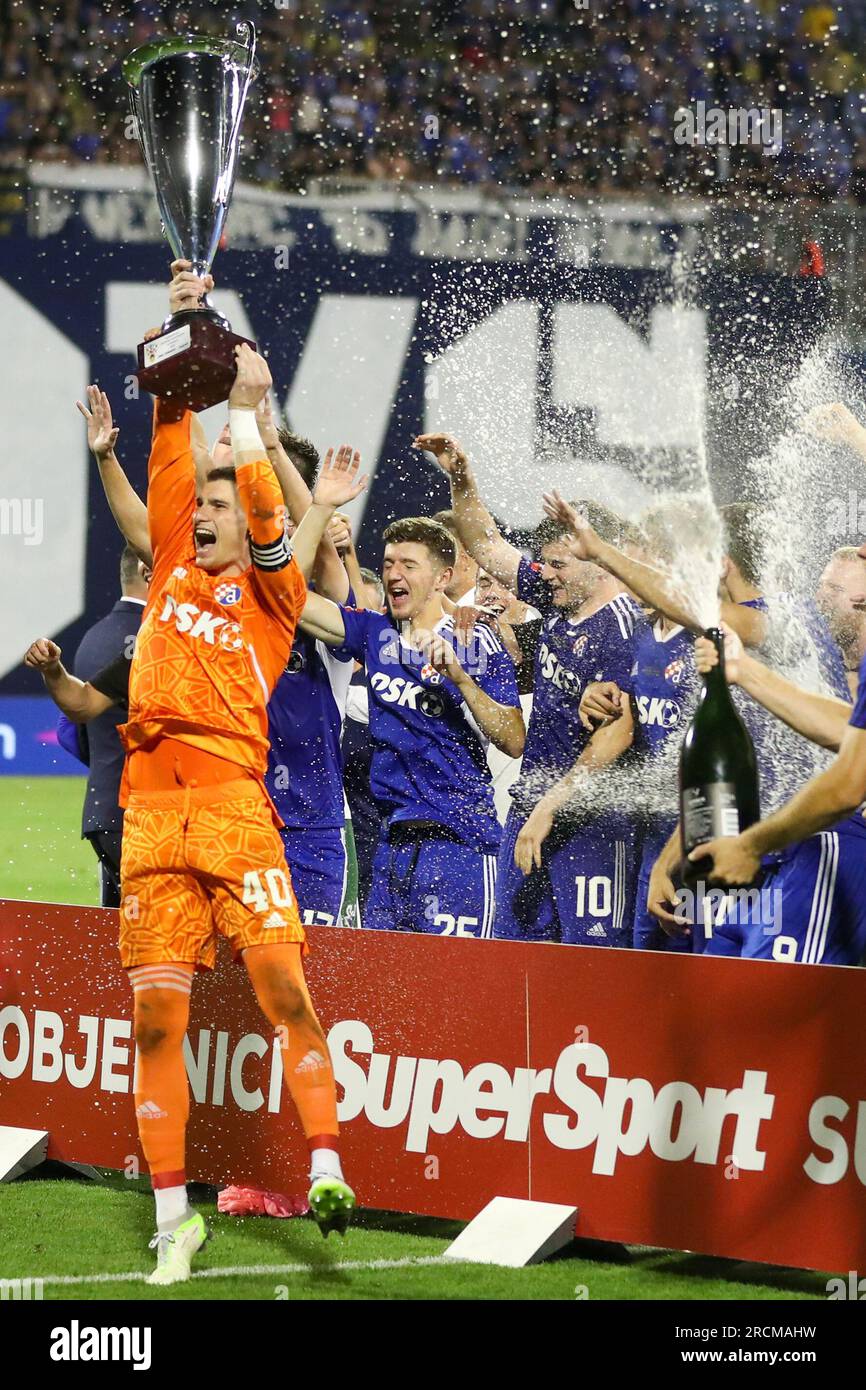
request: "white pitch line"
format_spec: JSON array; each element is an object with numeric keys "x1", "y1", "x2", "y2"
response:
[{"x1": 33, "y1": 1255, "x2": 453, "y2": 1289}]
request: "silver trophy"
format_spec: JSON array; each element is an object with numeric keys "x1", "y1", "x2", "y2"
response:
[{"x1": 123, "y1": 23, "x2": 259, "y2": 410}]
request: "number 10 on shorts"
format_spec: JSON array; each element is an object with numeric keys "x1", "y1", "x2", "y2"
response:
[{"x1": 575, "y1": 874, "x2": 612, "y2": 919}]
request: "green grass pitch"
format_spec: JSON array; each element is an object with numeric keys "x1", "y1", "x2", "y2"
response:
[
  {"x1": 0, "y1": 1176, "x2": 829, "y2": 1302},
  {"x1": 0, "y1": 779, "x2": 831, "y2": 1300}
]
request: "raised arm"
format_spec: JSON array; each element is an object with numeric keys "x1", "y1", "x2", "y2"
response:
[
  {"x1": 801, "y1": 401, "x2": 866, "y2": 464},
  {"x1": 541, "y1": 491, "x2": 766, "y2": 644},
  {"x1": 696, "y1": 625, "x2": 852, "y2": 751},
  {"x1": 24, "y1": 638, "x2": 114, "y2": 723},
  {"x1": 76, "y1": 386, "x2": 152, "y2": 566},
  {"x1": 254, "y1": 396, "x2": 351, "y2": 603},
  {"x1": 298, "y1": 589, "x2": 348, "y2": 645},
  {"x1": 414, "y1": 432, "x2": 522, "y2": 591},
  {"x1": 692, "y1": 723, "x2": 866, "y2": 887}
]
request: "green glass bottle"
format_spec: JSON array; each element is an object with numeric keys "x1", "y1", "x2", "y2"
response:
[{"x1": 679, "y1": 627, "x2": 761, "y2": 888}]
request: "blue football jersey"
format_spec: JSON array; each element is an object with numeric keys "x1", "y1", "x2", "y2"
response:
[
  {"x1": 850, "y1": 651, "x2": 866, "y2": 729},
  {"x1": 335, "y1": 608, "x2": 520, "y2": 853},
  {"x1": 621, "y1": 621, "x2": 697, "y2": 863},
  {"x1": 739, "y1": 595, "x2": 850, "y2": 813},
  {"x1": 624, "y1": 621, "x2": 697, "y2": 759},
  {"x1": 743, "y1": 595, "x2": 849, "y2": 700},
  {"x1": 266, "y1": 627, "x2": 353, "y2": 830},
  {"x1": 511, "y1": 556, "x2": 642, "y2": 808}
]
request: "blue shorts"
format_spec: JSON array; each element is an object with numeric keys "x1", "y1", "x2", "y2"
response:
[
  {"x1": 703, "y1": 823, "x2": 866, "y2": 965},
  {"x1": 280, "y1": 823, "x2": 357, "y2": 928},
  {"x1": 365, "y1": 833, "x2": 497, "y2": 936},
  {"x1": 493, "y1": 807, "x2": 637, "y2": 946},
  {"x1": 632, "y1": 823, "x2": 692, "y2": 953}
]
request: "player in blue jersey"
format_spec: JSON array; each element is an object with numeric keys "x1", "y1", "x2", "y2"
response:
[
  {"x1": 414, "y1": 432, "x2": 643, "y2": 944},
  {"x1": 250, "y1": 407, "x2": 363, "y2": 928},
  {"x1": 679, "y1": 618, "x2": 866, "y2": 964},
  {"x1": 815, "y1": 546, "x2": 866, "y2": 699},
  {"x1": 298, "y1": 515, "x2": 525, "y2": 936},
  {"x1": 540, "y1": 494, "x2": 782, "y2": 950}
]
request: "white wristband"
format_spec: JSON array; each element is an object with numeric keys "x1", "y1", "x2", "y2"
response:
[{"x1": 228, "y1": 407, "x2": 265, "y2": 455}]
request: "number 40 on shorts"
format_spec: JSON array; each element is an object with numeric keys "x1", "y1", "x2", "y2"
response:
[{"x1": 242, "y1": 868, "x2": 295, "y2": 914}]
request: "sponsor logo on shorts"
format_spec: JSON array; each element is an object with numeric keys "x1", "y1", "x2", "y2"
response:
[{"x1": 263, "y1": 911, "x2": 288, "y2": 930}]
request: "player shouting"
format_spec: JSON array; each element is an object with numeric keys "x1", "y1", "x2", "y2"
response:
[
  {"x1": 298, "y1": 516, "x2": 524, "y2": 935},
  {"x1": 416, "y1": 432, "x2": 642, "y2": 945},
  {"x1": 81, "y1": 343, "x2": 361, "y2": 1283}
]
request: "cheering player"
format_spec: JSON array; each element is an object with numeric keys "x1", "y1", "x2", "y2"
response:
[
  {"x1": 105, "y1": 343, "x2": 362, "y2": 1283},
  {"x1": 298, "y1": 516, "x2": 524, "y2": 935},
  {"x1": 674, "y1": 622, "x2": 866, "y2": 963},
  {"x1": 416, "y1": 433, "x2": 642, "y2": 943}
]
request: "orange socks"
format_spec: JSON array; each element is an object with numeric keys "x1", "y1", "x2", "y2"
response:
[
  {"x1": 129, "y1": 963, "x2": 194, "y2": 1189},
  {"x1": 243, "y1": 942, "x2": 340, "y2": 1149},
  {"x1": 129, "y1": 947, "x2": 339, "y2": 1192}
]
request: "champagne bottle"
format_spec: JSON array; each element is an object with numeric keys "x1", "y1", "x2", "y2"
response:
[{"x1": 679, "y1": 627, "x2": 760, "y2": 888}]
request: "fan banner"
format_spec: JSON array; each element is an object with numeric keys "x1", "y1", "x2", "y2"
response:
[{"x1": 0, "y1": 899, "x2": 863, "y2": 1272}]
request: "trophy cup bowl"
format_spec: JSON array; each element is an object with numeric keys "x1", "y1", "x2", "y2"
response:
[{"x1": 124, "y1": 23, "x2": 259, "y2": 412}]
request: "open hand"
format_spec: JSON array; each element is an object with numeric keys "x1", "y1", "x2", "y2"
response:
[
  {"x1": 541, "y1": 490, "x2": 599, "y2": 560},
  {"x1": 76, "y1": 386, "x2": 119, "y2": 461},
  {"x1": 313, "y1": 445, "x2": 368, "y2": 510},
  {"x1": 514, "y1": 802, "x2": 554, "y2": 875}
]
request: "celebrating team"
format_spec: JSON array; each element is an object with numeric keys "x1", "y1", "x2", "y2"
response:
[{"x1": 21, "y1": 263, "x2": 866, "y2": 1280}]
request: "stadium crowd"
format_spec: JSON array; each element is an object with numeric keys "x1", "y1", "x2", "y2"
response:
[
  {"x1": 23, "y1": 264, "x2": 866, "y2": 969},
  {"x1": 5, "y1": 0, "x2": 866, "y2": 202}
]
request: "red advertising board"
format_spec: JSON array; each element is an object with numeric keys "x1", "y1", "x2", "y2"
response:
[{"x1": 1, "y1": 898, "x2": 864, "y2": 1271}]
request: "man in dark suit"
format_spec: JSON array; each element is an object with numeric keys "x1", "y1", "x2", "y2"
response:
[{"x1": 72, "y1": 544, "x2": 149, "y2": 906}]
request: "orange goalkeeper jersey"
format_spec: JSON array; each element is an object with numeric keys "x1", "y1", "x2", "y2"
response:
[{"x1": 118, "y1": 402, "x2": 306, "y2": 787}]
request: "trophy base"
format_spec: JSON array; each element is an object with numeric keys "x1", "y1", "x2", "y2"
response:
[{"x1": 136, "y1": 315, "x2": 256, "y2": 413}]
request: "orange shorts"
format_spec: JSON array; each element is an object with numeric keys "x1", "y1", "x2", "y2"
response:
[{"x1": 119, "y1": 780, "x2": 306, "y2": 971}]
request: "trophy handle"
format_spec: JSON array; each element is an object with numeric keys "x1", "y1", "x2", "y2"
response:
[{"x1": 215, "y1": 21, "x2": 257, "y2": 210}]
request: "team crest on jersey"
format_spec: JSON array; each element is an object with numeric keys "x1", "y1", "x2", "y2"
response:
[
  {"x1": 420, "y1": 663, "x2": 442, "y2": 684},
  {"x1": 665, "y1": 658, "x2": 685, "y2": 684},
  {"x1": 172, "y1": 566, "x2": 187, "y2": 580},
  {"x1": 572, "y1": 633, "x2": 589, "y2": 657},
  {"x1": 215, "y1": 582, "x2": 242, "y2": 606}
]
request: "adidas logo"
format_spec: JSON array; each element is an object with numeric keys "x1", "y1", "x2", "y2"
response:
[
  {"x1": 263, "y1": 911, "x2": 287, "y2": 930},
  {"x1": 135, "y1": 1100, "x2": 167, "y2": 1119},
  {"x1": 172, "y1": 566, "x2": 187, "y2": 579},
  {"x1": 294, "y1": 1049, "x2": 327, "y2": 1074},
  {"x1": 586, "y1": 924, "x2": 607, "y2": 938}
]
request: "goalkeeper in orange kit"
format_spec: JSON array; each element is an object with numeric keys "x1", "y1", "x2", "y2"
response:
[{"x1": 103, "y1": 328, "x2": 365, "y2": 1284}]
